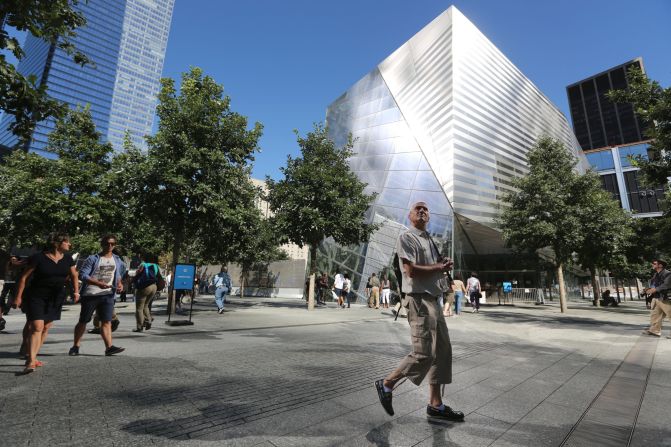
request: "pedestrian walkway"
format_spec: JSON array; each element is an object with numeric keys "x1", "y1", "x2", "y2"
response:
[{"x1": 0, "y1": 296, "x2": 668, "y2": 446}]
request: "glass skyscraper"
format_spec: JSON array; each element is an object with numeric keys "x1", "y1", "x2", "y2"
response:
[
  {"x1": 0, "y1": 0, "x2": 175, "y2": 154},
  {"x1": 324, "y1": 6, "x2": 586, "y2": 296}
]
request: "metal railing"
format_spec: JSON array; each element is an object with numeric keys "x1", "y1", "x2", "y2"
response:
[{"x1": 497, "y1": 288, "x2": 546, "y2": 304}]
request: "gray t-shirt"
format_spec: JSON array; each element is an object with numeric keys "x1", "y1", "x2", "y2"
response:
[
  {"x1": 395, "y1": 226, "x2": 443, "y2": 297},
  {"x1": 84, "y1": 256, "x2": 116, "y2": 296}
]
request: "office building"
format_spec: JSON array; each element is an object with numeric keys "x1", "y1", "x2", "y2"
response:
[
  {"x1": 0, "y1": 0, "x2": 174, "y2": 154},
  {"x1": 568, "y1": 59, "x2": 663, "y2": 216},
  {"x1": 324, "y1": 6, "x2": 586, "y2": 296}
]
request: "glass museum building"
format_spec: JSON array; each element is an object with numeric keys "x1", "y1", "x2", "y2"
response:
[{"x1": 323, "y1": 6, "x2": 587, "y2": 298}]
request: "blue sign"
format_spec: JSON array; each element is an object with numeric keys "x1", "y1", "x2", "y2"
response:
[
  {"x1": 503, "y1": 282, "x2": 513, "y2": 293},
  {"x1": 173, "y1": 264, "x2": 196, "y2": 290}
]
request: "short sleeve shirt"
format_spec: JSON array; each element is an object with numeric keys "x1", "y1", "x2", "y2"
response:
[
  {"x1": 84, "y1": 256, "x2": 116, "y2": 296},
  {"x1": 395, "y1": 226, "x2": 443, "y2": 296},
  {"x1": 27, "y1": 252, "x2": 75, "y2": 299}
]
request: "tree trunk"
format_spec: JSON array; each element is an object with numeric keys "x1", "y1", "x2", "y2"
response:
[
  {"x1": 590, "y1": 267, "x2": 600, "y2": 307},
  {"x1": 307, "y1": 245, "x2": 317, "y2": 310},
  {"x1": 240, "y1": 269, "x2": 246, "y2": 299},
  {"x1": 557, "y1": 262, "x2": 568, "y2": 313}
]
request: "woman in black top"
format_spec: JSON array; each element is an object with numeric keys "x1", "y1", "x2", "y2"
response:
[{"x1": 14, "y1": 233, "x2": 79, "y2": 373}]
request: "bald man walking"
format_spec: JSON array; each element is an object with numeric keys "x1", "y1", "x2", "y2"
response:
[{"x1": 375, "y1": 202, "x2": 464, "y2": 421}]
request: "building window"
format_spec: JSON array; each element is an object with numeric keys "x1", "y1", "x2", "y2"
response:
[
  {"x1": 618, "y1": 143, "x2": 649, "y2": 168},
  {"x1": 599, "y1": 173, "x2": 621, "y2": 207},
  {"x1": 585, "y1": 150, "x2": 615, "y2": 171},
  {"x1": 623, "y1": 170, "x2": 663, "y2": 213}
]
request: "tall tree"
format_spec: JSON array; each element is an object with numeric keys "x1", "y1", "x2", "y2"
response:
[
  {"x1": 573, "y1": 171, "x2": 633, "y2": 306},
  {"x1": 499, "y1": 136, "x2": 586, "y2": 313},
  {"x1": 266, "y1": 123, "x2": 377, "y2": 310},
  {"x1": 136, "y1": 67, "x2": 263, "y2": 276},
  {"x1": 1, "y1": 0, "x2": 90, "y2": 146},
  {"x1": 234, "y1": 213, "x2": 288, "y2": 298},
  {"x1": 0, "y1": 107, "x2": 116, "y2": 252}
]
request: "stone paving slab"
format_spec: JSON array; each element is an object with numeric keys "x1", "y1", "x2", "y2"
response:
[{"x1": 1, "y1": 296, "x2": 670, "y2": 446}]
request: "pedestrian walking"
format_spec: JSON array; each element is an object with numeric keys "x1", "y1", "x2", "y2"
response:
[
  {"x1": 69, "y1": 234, "x2": 126, "y2": 357},
  {"x1": 132, "y1": 253, "x2": 162, "y2": 332},
  {"x1": 452, "y1": 273, "x2": 467, "y2": 316},
  {"x1": 13, "y1": 233, "x2": 79, "y2": 373},
  {"x1": 333, "y1": 271, "x2": 344, "y2": 307},
  {"x1": 467, "y1": 272, "x2": 481, "y2": 313},
  {"x1": 443, "y1": 279, "x2": 456, "y2": 317},
  {"x1": 369, "y1": 273, "x2": 381, "y2": 309},
  {"x1": 1, "y1": 255, "x2": 26, "y2": 330},
  {"x1": 343, "y1": 273, "x2": 352, "y2": 308},
  {"x1": 375, "y1": 202, "x2": 464, "y2": 421},
  {"x1": 317, "y1": 272, "x2": 329, "y2": 305},
  {"x1": 380, "y1": 274, "x2": 391, "y2": 309},
  {"x1": 642, "y1": 259, "x2": 671, "y2": 337},
  {"x1": 213, "y1": 266, "x2": 231, "y2": 314}
]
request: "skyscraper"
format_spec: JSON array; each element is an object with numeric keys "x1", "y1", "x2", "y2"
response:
[
  {"x1": 0, "y1": 0, "x2": 175, "y2": 154},
  {"x1": 325, "y1": 6, "x2": 586, "y2": 296}
]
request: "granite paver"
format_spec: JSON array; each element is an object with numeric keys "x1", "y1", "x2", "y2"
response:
[{"x1": 1, "y1": 295, "x2": 669, "y2": 446}]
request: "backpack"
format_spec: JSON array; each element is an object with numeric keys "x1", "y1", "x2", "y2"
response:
[{"x1": 135, "y1": 263, "x2": 158, "y2": 290}]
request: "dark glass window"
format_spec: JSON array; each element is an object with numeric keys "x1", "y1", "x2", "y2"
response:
[
  {"x1": 600, "y1": 173, "x2": 621, "y2": 207},
  {"x1": 568, "y1": 85, "x2": 590, "y2": 150},
  {"x1": 581, "y1": 80, "x2": 606, "y2": 149},
  {"x1": 595, "y1": 74, "x2": 622, "y2": 147},
  {"x1": 623, "y1": 170, "x2": 663, "y2": 213},
  {"x1": 585, "y1": 150, "x2": 614, "y2": 171},
  {"x1": 610, "y1": 67, "x2": 642, "y2": 144}
]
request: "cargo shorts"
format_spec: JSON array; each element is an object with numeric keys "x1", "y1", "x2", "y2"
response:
[{"x1": 392, "y1": 293, "x2": 452, "y2": 385}]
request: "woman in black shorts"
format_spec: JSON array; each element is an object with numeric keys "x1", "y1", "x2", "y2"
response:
[{"x1": 13, "y1": 233, "x2": 79, "y2": 373}]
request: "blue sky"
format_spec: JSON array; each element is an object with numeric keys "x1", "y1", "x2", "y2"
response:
[{"x1": 6, "y1": 1, "x2": 671, "y2": 178}]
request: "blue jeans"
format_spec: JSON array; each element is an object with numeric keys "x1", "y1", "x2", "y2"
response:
[
  {"x1": 454, "y1": 291, "x2": 464, "y2": 314},
  {"x1": 215, "y1": 286, "x2": 228, "y2": 310}
]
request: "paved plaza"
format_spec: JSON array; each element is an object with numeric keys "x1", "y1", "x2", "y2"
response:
[{"x1": 1, "y1": 295, "x2": 669, "y2": 447}]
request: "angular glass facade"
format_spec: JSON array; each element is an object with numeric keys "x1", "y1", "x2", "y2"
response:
[
  {"x1": 0, "y1": 1, "x2": 174, "y2": 154},
  {"x1": 324, "y1": 6, "x2": 585, "y2": 297}
]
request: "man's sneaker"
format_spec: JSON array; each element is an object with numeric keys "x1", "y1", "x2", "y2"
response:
[
  {"x1": 88, "y1": 327, "x2": 101, "y2": 334},
  {"x1": 105, "y1": 346, "x2": 125, "y2": 356},
  {"x1": 426, "y1": 405, "x2": 465, "y2": 421},
  {"x1": 0, "y1": 317, "x2": 6, "y2": 331},
  {"x1": 68, "y1": 346, "x2": 80, "y2": 356},
  {"x1": 642, "y1": 330, "x2": 661, "y2": 337},
  {"x1": 218, "y1": 307, "x2": 225, "y2": 314},
  {"x1": 375, "y1": 379, "x2": 394, "y2": 416}
]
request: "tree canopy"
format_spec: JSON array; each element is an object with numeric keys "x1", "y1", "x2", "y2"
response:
[
  {"x1": 1, "y1": 0, "x2": 90, "y2": 146},
  {"x1": 0, "y1": 107, "x2": 116, "y2": 253},
  {"x1": 266, "y1": 124, "x2": 377, "y2": 308}
]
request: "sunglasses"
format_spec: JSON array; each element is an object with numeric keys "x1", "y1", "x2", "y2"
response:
[{"x1": 103, "y1": 241, "x2": 117, "y2": 246}]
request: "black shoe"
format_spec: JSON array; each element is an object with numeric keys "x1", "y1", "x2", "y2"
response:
[
  {"x1": 132, "y1": 328, "x2": 143, "y2": 332},
  {"x1": 218, "y1": 307, "x2": 225, "y2": 314},
  {"x1": 375, "y1": 379, "x2": 394, "y2": 416},
  {"x1": 0, "y1": 317, "x2": 5, "y2": 331},
  {"x1": 88, "y1": 327, "x2": 101, "y2": 334},
  {"x1": 426, "y1": 405, "x2": 464, "y2": 421},
  {"x1": 68, "y1": 346, "x2": 80, "y2": 356},
  {"x1": 143, "y1": 322, "x2": 151, "y2": 330},
  {"x1": 105, "y1": 346, "x2": 125, "y2": 356}
]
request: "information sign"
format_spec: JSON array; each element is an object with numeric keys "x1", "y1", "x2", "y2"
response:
[
  {"x1": 173, "y1": 264, "x2": 196, "y2": 290},
  {"x1": 503, "y1": 282, "x2": 512, "y2": 293}
]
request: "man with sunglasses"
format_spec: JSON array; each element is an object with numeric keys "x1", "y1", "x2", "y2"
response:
[
  {"x1": 69, "y1": 234, "x2": 126, "y2": 356},
  {"x1": 642, "y1": 259, "x2": 671, "y2": 338}
]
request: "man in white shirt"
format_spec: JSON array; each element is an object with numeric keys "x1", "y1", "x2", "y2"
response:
[
  {"x1": 333, "y1": 272, "x2": 344, "y2": 306},
  {"x1": 69, "y1": 234, "x2": 126, "y2": 356}
]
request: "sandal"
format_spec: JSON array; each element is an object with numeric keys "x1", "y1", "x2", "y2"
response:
[{"x1": 23, "y1": 364, "x2": 36, "y2": 374}]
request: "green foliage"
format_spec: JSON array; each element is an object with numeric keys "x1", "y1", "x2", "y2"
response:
[
  {"x1": 608, "y1": 67, "x2": 670, "y2": 189},
  {"x1": 498, "y1": 136, "x2": 585, "y2": 265},
  {"x1": 1, "y1": 0, "x2": 90, "y2": 145},
  {"x1": 0, "y1": 107, "x2": 116, "y2": 252},
  {"x1": 573, "y1": 171, "x2": 633, "y2": 276},
  {"x1": 266, "y1": 123, "x2": 377, "y2": 274},
  {"x1": 129, "y1": 67, "x2": 263, "y2": 266}
]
